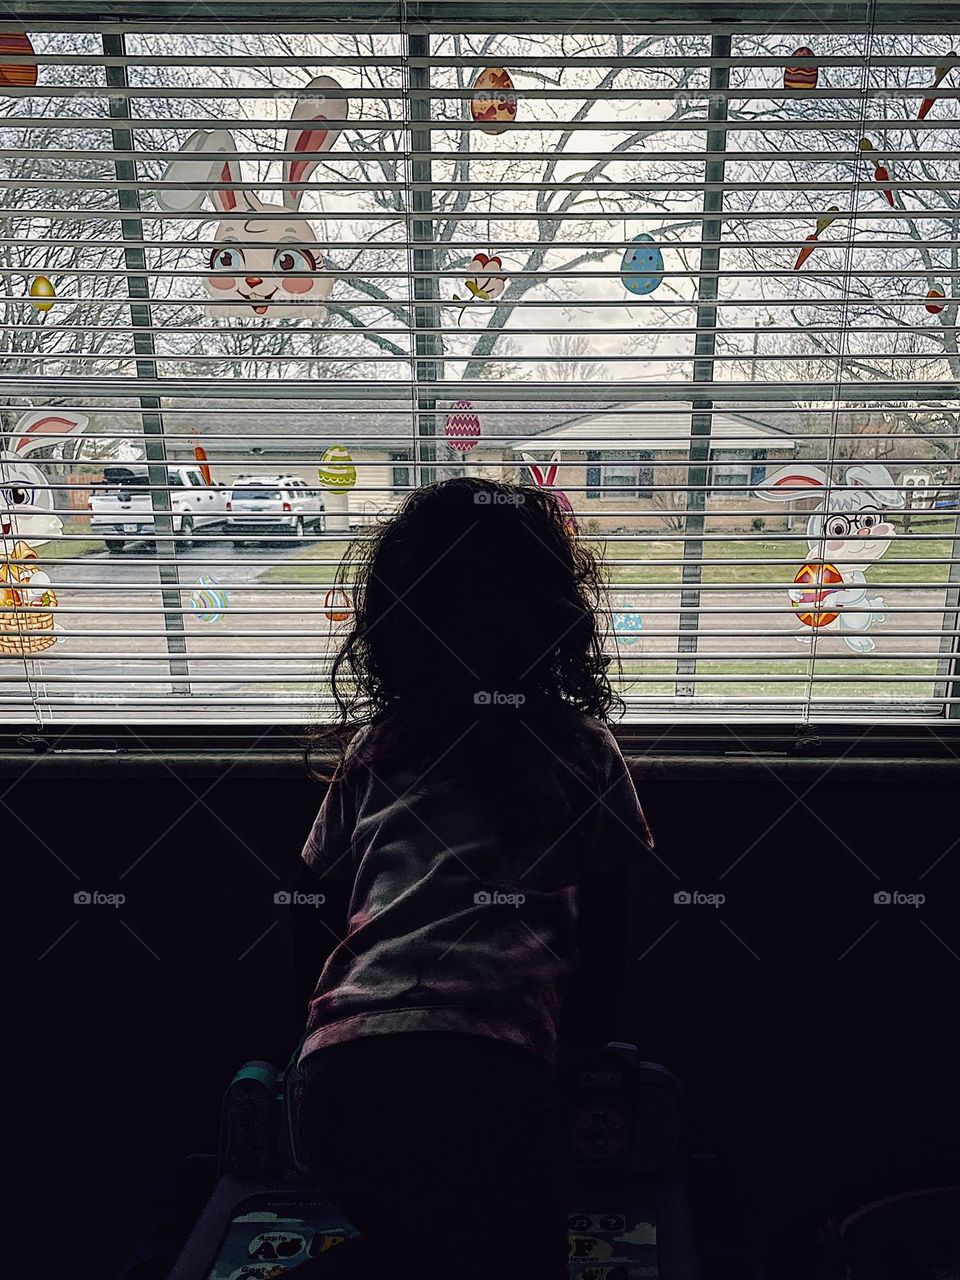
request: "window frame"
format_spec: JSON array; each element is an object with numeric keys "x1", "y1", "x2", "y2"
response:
[{"x1": 6, "y1": 13, "x2": 960, "y2": 734}]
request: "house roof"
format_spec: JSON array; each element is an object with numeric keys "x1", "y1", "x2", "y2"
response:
[
  {"x1": 154, "y1": 398, "x2": 590, "y2": 450},
  {"x1": 508, "y1": 403, "x2": 797, "y2": 453},
  {"x1": 157, "y1": 397, "x2": 797, "y2": 455},
  {"x1": 10, "y1": 395, "x2": 797, "y2": 460}
]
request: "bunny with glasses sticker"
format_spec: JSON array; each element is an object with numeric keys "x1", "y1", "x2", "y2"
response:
[
  {"x1": 521, "y1": 450, "x2": 578, "y2": 536},
  {"x1": 156, "y1": 77, "x2": 349, "y2": 319},
  {"x1": 0, "y1": 410, "x2": 87, "y2": 656},
  {"x1": 755, "y1": 463, "x2": 904, "y2": 653}
]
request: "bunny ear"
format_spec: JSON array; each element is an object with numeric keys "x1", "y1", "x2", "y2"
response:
[
  {"x1": 156, "y1": 129, "x2": 251, "y2": 215},
  {"x1": 543, "y1": 451, "x2": 562, "y2": 486},
  {"x1": 13, "y1": 411, "x2": 88, "y2": 457},
  {"x1": 754, "y1": 464, "x2": 828, "y2": 502},
  {"x1": 846, "y1": 464, "x2": 905, "y2": 509},
  {"x1": 520, "y1": 452, "x2": 545, "y2": 487},
  {"x1": 284, "y1": 76, "x2": 350, "y2": 210}
]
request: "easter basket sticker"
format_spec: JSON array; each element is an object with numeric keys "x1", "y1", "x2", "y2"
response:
[{"x1": 1, "y1": 411, "x2": 88, "y2": 657}]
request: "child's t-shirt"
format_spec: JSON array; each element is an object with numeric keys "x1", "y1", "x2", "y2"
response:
[{"x1": 297, "y1": 715, "x2": 653, "y2": 1069}]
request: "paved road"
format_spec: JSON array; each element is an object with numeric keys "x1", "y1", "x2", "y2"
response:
[{"x1": 63, "y1": 537, "x2": 309, "y2": 589}]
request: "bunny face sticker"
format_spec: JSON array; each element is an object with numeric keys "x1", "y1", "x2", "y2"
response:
[
  {"x1": 156, "y1": 78, "x2": 348, "y2": 319},
  {"x1": 1, "y1": 411, "x2": 88, "y2": 547},
  {"x1": 756, "y1": 463, "x2": 904, "y2": 653}
]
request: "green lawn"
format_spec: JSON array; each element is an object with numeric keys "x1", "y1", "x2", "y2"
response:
[
  {"x1": 248, "y1": 517, "x2": 954, "y2": 706},
  {"x1": 262, "y1": 517, "x2": 957, "y2": 592},
  {"x1": 257, "y1": 539, "x2": 352, "y2": 584},
  {"x1": 35, "y1": 536, "x2": 107, "y2": 560},
  {"x1": 595, "y1": 515, "x2": 957, "y2": 589}
]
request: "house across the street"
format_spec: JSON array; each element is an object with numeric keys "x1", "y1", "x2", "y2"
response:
[{"x1": 54, "y1": 396, "x2": 798, "y2": 534}]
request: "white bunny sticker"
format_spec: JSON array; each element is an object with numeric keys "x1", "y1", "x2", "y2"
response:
[
  {"x1": 755, "y1": 463, "x2": 904, "y2": 653},
  {"x1": 1, "y1": 410, "x2": 87, "y2": 656},
  {"x1": 521, "y1": 450, "x2": 578, "y2": 536},
  {"x1": 156, "y1": 77, "x2": 349, "y2": 319}
]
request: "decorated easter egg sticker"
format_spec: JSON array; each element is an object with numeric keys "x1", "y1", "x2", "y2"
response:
[
  {"x1": 323, "y1": 587, "x2": 352, "y2": 623},
  {"x1": 0, "y1": 30, "x2": 38, "y2": 87},
  {"x1": 444, "y1": 401, "x2": 481, "y2": 454},
  {"x1": 317, "y1": 444, "x2": 356, "y2": 491},
  {"x1": 188, "y1": 575, "x2": 228, "y2": 623},
  {"x1": 620, "y1": 234, "x2": 664, "y2": 297},
  {"x1": 613, "y1": 611, "x2": 644, "y2": 639},
  {"x1": 471, "y1": 67, "x2": 517, "y2": 136},
  {"x1": 29, "y1": 275, "x2": 55, "y2": 313},
  {"x1": 793, "y1": 561, "x2": 843, "y2": 628},
  {"x1": 784, "y1": 47, "x2": 818, "y2": 90},
  {"x1": 926, "y1": 288, "x2": 946, "y2": 314}
]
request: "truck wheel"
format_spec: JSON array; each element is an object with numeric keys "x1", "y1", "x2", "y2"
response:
[
  {"x1": 104, "y1": 537, "x2": 126, "y2": 555},
  {"x1": 177, "y1": 515, "x2": 194, "y2": 551}
]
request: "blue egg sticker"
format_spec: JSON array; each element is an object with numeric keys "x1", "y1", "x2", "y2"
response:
[{"x1": 621, "y1": 234, "x2": 664, "y2": 297}]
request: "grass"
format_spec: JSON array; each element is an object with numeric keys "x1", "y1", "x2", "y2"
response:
[
  {"x1": 34, "y1": 536, "x2": 107, "y2": 560},
  {"x1": 256, "y1": 540, "x2": 352, "y2": 584},
  {"x1": 259, "y1": 516, "x2": 958, "y2": 592},
  {"x1": 595, "y1": 515, "x2": 958, "y2": 589},
  {"x1": 243, "y1": 514, "x2": 955, "y2": 707}
]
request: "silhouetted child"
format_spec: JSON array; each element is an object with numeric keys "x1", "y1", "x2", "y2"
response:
[{"x1": 289, "y1": 477, "x2": 652, "y2": 1279}]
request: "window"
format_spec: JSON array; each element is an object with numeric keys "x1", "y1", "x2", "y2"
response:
[
  {"x1": 390, "y1": 452, "x2": 412, "y2": 491},
  {"x1": 2, "y1": 11, "x2": 960, "y2": 727},
  {"x1": 587, "y1": 451, "x2": 654, "y2": 499},
  {"x1": 710, "y1": 452, "x2": 752, "y2": 494}
]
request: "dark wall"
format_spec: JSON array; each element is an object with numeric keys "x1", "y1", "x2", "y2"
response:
[{"x1": 8, "y1": 759, "x2": 960, "y2": 1275}]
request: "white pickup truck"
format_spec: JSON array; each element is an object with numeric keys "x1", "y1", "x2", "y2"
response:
[{"x1": 89, "y1": 464, "x2": 230, "y2": 553}]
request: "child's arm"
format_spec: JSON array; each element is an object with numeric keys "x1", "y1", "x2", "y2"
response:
[
  {"x1": 289, "y1": 861, "x2": 353, "y2": 1014},
  {"x1": 561, "y1": 732, "x2": 651, "y2": 1050},
  {"x1": 289, "y1": 762, "x2": 360, "y2": 1013}
]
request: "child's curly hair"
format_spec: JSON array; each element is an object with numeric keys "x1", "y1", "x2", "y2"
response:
[{"x1": 315, "y1": 476, "x2": 619, "y2": 770}]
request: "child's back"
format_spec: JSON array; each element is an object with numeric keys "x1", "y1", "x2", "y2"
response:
[
  {"x1": 299, "y1": 710, "x2": 650, "y2": 1069},
  {"x1": 291, "y1": 477, "x2": 652, "y2": 1280}
]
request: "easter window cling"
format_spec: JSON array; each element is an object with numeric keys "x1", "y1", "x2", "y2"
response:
[
  {"x1": 620, "y1": 234, "x2": 665, "y2": 297},
  {"x1": 317, "y1": 445, "x2": 357, "y2": 491},
  {"x1": 29, "y1": 275, "x2": 55, "y2": 313},
  {"x1": 0, "y1": 29, "x2": 38, "y2": 87}
]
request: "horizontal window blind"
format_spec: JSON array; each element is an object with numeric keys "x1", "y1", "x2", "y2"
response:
[{"x1": 2, "y1": 12, "x2": 960, "y2": 725}]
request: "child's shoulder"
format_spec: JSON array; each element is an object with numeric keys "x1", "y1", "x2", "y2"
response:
[{"x1": 560, "y1": 709, "x2": 620, "y2": 754}]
